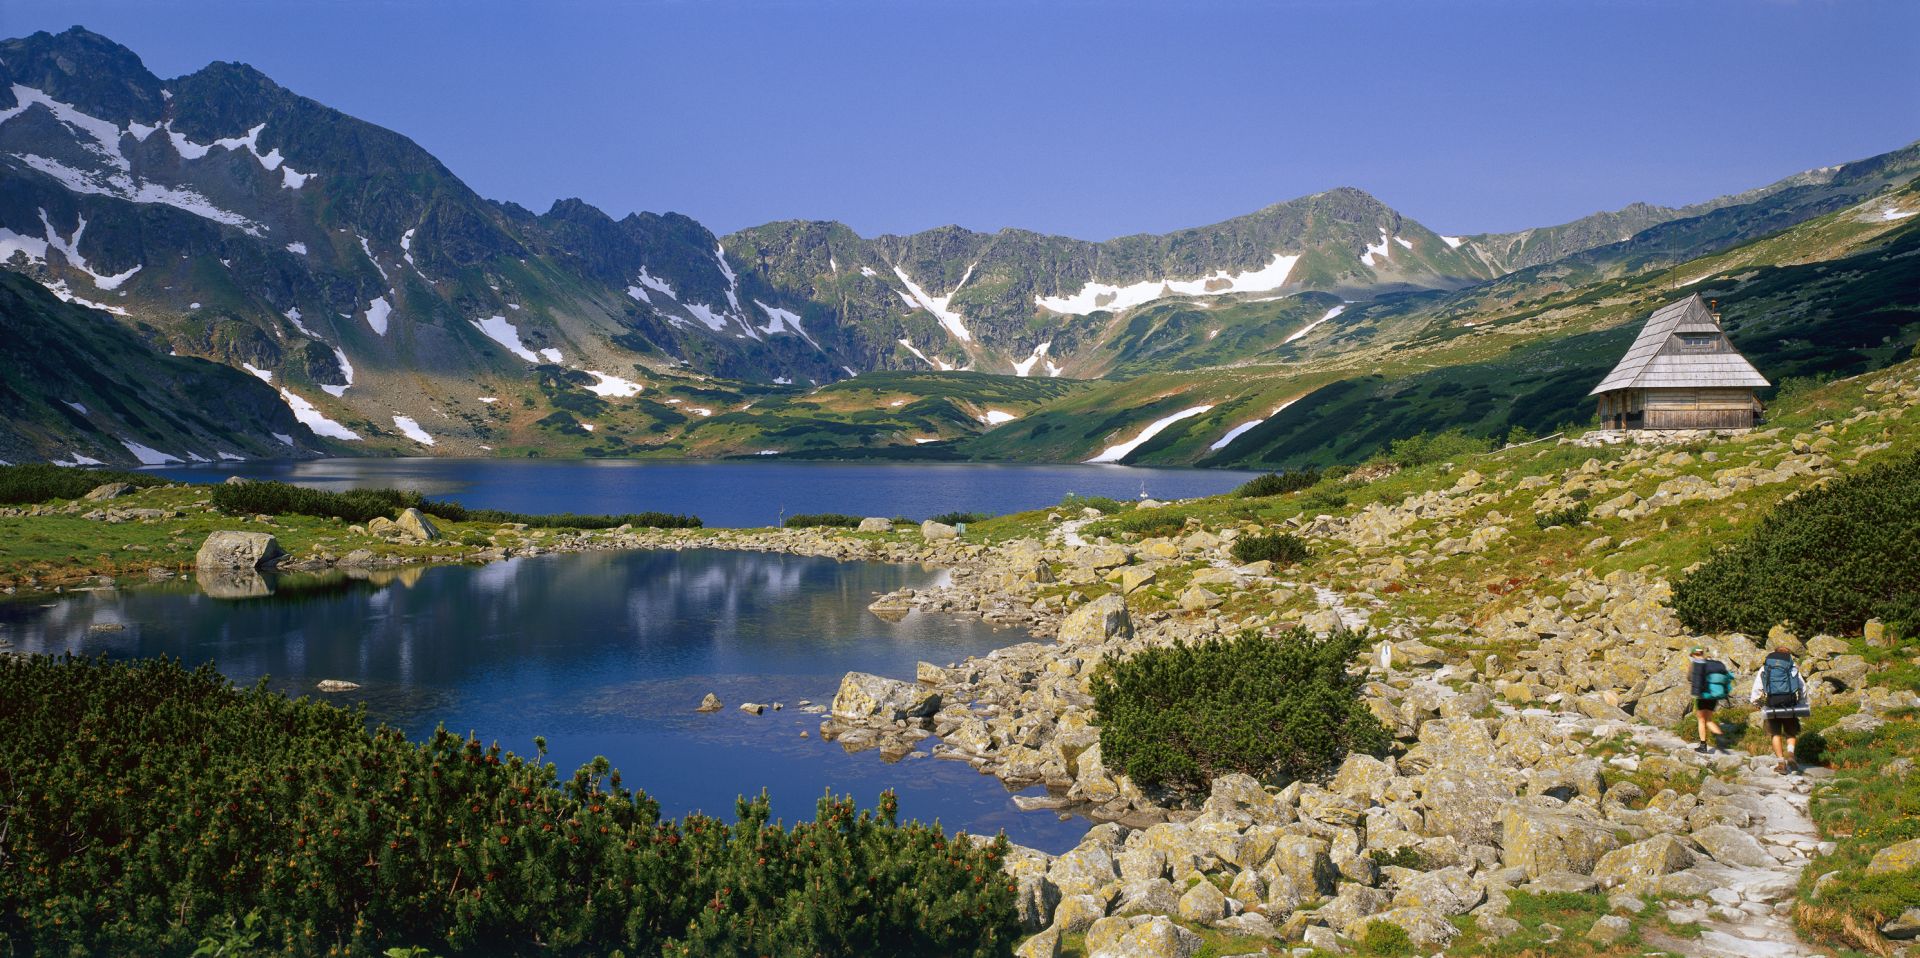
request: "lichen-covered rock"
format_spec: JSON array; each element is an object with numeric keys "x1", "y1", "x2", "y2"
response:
[
  {"x1": 1083, "y1": 915, "x2": 1202, "y2": 958},
  {"x1": 1177, "y1": 585, "x2": 1222, "y2": 611},
  {"x1": 1867, "y1": 838, "x2": 1920, "y2": 876},
  {"x1": 696, "y1": 692, "x2": 723, "y2": 712},
  {"x1": 1501, "y1": 801, "x2": 1622, "y2": 877},
  {"x1": 1392, "y1": 866, "x2": 1483, "y2": 916},
  {"x1": 857, "y1": 517, "x2": 893, "y2": 532},
  {"x1": 1331, "y1": 753, "x2": 1396, "y2": 802},
  {"x1": 1059, "y1": 593, "x2": 1133, "y2": 645},
  {"x1": 1349, "y1": 906, "x2": 1459, "y2": 950},
  {"x1": 1048, "y1": 893, "x2": 1108, "y2": 935},
  {"x1": 1176, "y1": 878, "x2": 1233, "y2": 922},
  {"x1": 1047, "y1": 841, "x2": 1121, "y2": 899},
  {"x1": 1692, "y1": 824, "x2": 1774, "y2": 868},
  {"x1": 1592, "y1": 834, "x2": 1695, "y2": 890},
  {"x1": 195, "y1": 531, "x2": 284, "y2": 570},
  {"x1": 830, "y1": 672, "x2": 939, "y2": 720},
  {"x1": 395, "y1": 507, "x2": 440, "y2": 541},
  {"x1": 921, "y1": 520, "x2": 958, "y2": 540},
  {"x1": 1113, "y1": 878, "x2": 1181, "y2": 916}
]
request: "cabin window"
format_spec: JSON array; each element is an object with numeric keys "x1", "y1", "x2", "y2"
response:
[{"x1": 1679, "y1": 334, "x2": 1717, "y2": 351}]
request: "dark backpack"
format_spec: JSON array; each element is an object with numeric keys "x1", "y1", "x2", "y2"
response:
[
  {"x1": 1702, "y1": 663, "x2": 1733, "y2": 700},
  {"x1": 1764, "y1": 655, "x2": 1801, "y2": 706}
]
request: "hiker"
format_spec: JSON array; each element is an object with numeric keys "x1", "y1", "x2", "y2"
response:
[
  {"x1": 1686, "y1": 646, "x2": 1732, "y2": 752},
  {"x1": 1750, "y1": 646, "x2": 1813, "y2": 773}
]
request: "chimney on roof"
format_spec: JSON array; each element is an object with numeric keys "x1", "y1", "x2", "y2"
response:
[{"x1": 1709, "y1": 299, "x2": 1722, "y2": 326}]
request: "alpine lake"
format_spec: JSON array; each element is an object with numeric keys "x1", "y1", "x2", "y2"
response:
[{"x1": 3, "y1": 459, "x2": 1259, "y2": 852}]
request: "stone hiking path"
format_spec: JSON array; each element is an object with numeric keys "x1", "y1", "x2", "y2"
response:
[{"x1": 1618, "y1": 724, "x2": 1826, "y2": 958}]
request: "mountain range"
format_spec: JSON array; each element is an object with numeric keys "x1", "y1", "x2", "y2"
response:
[{"x1": 2, "y1": 26, "x2": 1916, "y2": 468}]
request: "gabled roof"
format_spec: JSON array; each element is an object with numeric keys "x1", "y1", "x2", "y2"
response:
[{"x1": 1590, "y1": 294, "x2": 1771, "y2": 395}]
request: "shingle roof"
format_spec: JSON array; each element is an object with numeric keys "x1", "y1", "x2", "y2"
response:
[{"x1": 1590, "y1": 294, "x2": 1771, "y2": 395}]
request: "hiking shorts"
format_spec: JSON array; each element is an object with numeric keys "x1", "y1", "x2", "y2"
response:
[
  {"x1": 1694, "y1": 697, "x2": 1720, "y2": 713},
  {"x1": 1767, "y1": 714, "x2": 1802, "y2": 737}
]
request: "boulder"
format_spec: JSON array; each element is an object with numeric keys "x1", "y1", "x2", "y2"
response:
[
  {"x1": 1117, "y1": 567, "x2": 1157, "y2": 595},
  {"x1": 1501, "y1": 802, "x2": 1622, "y2": 877},
  {"x1": 1047, "y1": 842, "x2": 1121, "y2": 899},
  {"x1": 1349, "y1": 906, "x2": 1459, "y2": 950},
  {"x1": 194, "y1": 531, "x2": 284, "y2": 571},
  {"x1": 1082, "y1": 915, "x2": 1202, "y2": 958},
  {"x1": 1592, "y1": 835, "x2": 1696, "y2": 890},
  {"x1": 1692, "y1": 824, "x2": 1774, "y2": 868},
  {"x1": 314, "y1": 679, "x2": 360, "y2": 692},
  {"x1": 395, "y1": 507, "x2": 440, "y2": 541},
  {"x1": 696, "y1": 693, "x2": 723, "y2": 712},
  {"x1": 1392, "y1": 866, "x2": 1482, "y2": 916},
  {"x1": 830, "y1": 672, "x2": 939, "y2": 721},
  {"x1": 857, "y1": 517, "x2": 894, "y2": 532},
  {"x1": 1177, "y1": 585, "x2": 1222, "y2": 612},
  {"x1": 1330, "y1": 753, "x2": 1396, "y2": 802},
  {"x1": 1060, "y1": 594, "x2": 1134, "y2": 645},
  {"x1": 1176, "y1": 878, "x2": 1232, "y2": 922},
  {"x1": 83, "y1": 482, "x2": 133, "y2": 501},
  {"x1": 1587, "y1": 914, "x2": 1631, "y2": 944},
  {"x1": 1882, "y1": 908, "x2": 1920, "y2": 941},
  {"x1": 920, "y1": 520, "x2": 958, "y2": 540},
  {"x1": 1113, "y1": 879, "x2": 1181, "y2": 916},
  {"x1": 1015, "y1": 928, "x2": 1061, "y2": 958},
  {"x1": 1048, "y1": 894, "x2": 1109, "y2": 935},
  {"x1": 1867, "y1": 838, "x2": 1920, "y2": 876},
  {"x1": 367, "y1": 516, "x2": 395, "y2": 535}
]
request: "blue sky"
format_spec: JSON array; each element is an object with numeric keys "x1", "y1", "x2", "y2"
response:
[{"x1": 5, "y1": 0, "x2": 1916, "y2": 239}]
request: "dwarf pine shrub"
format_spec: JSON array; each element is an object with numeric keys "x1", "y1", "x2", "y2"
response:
[
  {"x1": 784, "y1": 513, "x2": 863, "y2": 528},
  {"x1": 0, "y1": 655, "x2": 1017, "y2": 957},
  {"x1": 1673, "y1": 449, "x2": 1920, "y2": 636},
  {"x1": 1230, "y1": 532, "x2": 1312, "y2": 566},
  {"x1": 1089, "y1": 627, "x2": 1388, "y2": 794},
  {"x1": 1234, "y1": 468, "x2": 1321, "y2": 498},
  {"x1": 210, "y1": 480, "x2": 700, "y2": 529}
]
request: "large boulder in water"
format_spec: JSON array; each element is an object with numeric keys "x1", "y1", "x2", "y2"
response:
[
  {"x1": 831, "y1": 672, "x2": 940, "y2": 721},
  {"x1": 195, "y1": 531, "x2": 284, "y2": 571}
]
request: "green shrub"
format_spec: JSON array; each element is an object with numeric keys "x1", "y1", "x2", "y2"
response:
[
  {"x1": 1534, "y1": 502, "x2": 1592, "y2": 529},
  {"x1": 1059, "y1": 493, "x2": 1125, "y2": 514},
  {"x1": 928, "y1": 511, "x2": 987, "y2": 526},
  {"x1": 1088, "y1": 507, "x2": 1190, "y2": 539},
  {"x1": 1230, "y1": 532, "x2": 1312, "y2": 566},
  {"x1": 1673, "y1": 449, "x2": 1920, "y2": 636},
  {"x1": 1367, "y1": 847, "x2": 1426, "y2": 870},
  {"x1": 211, "y1": 480, "x2": 701, "y2": 530},
  {"x1": 1382, "y1": 429, "x2": 1494, "y2": 468},
  {"x1": 1089, "y1": 627, "x2": 1388, "y2": 794},
  {"x1": 1360, "y1": 919, "x2": 1414, "y2": 956},
  {"x1": 0, "y1": 655, "x2": 1018, "y2": 957},
  {"x1": 0, "y1": 463, "x2": 170, "y2": 504},
  {"x1": 1300, "y1": 488, "x2": 1350, "y2": 511},
  {"x1": 1234, "y1": 469, "x2": 1321, "y2": 498},
  {"x1": 783, "y1": 513, "x2": 863, "y2": 528}
]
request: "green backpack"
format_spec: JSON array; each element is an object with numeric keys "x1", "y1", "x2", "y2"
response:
[{"x1": 1702, "y1": 664, "x2": 1733, "y2": 701}]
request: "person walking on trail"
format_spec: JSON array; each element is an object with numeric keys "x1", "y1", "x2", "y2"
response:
[
  {"x1": 1687, "y1": 646, "x2": 1732, "y2": 752},
  {"x1": 1751, "y1": 646, "x2": 1812, "y2": 774}
]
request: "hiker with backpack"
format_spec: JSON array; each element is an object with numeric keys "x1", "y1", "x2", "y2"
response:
[
  {"x1": 1687, "y1": 646, "x2": 1733, "y2": 752},
  {"x1": 1750, "y1": 646, "x2": 1813, "y2": 774}
]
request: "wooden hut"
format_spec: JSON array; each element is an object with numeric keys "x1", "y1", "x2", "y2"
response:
[{"x1": 1590, "y1": 294, "x2": 1769, "y2": 430}]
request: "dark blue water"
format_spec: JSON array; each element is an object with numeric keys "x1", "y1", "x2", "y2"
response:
[
  {"x1": 146, "y1": 458, "x2": 1258, "y2": 528},
  {"x1": 1, "y1": 549, "x2": 1087, "y2": 851}
]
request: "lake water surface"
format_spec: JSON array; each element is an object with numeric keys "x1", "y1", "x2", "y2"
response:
[
  {"x1": 147, "y1": 458, "x2": 1259, "y2": 528},
  {"x1": 2, "y1": 549, "x2": 1088, "y2": 851}
]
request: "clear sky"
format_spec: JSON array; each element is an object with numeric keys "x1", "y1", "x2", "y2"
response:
[{"x1": 4, "y1": 0, "x2": 1916, "y2": 240}]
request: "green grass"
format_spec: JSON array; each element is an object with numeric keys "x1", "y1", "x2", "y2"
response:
[{"x1": 1797, "y1": 709, "x2": 1920, "y2": 954}]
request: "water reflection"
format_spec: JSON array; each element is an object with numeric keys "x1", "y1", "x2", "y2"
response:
[{"x1": 1, "y1": 550, "x2": 1088, "y2": 851}]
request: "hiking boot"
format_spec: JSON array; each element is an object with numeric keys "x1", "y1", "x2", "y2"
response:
[
  {"x1": 1775, "y1": 760, "x2": 1792, "y2": 774},
  {"x1": 1693, "y1": 742, "x2": 1710, "y2": 753}
]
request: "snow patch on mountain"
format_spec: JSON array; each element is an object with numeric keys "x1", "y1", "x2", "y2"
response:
[
  {"x1": 0, "y1": 85, "x2": 129, "y2": 169},
  {"x1": 41, "y1": 278, "x2": 128, "y2": 315},
  {"x1": 1207, "y1": 396, "x2": 1302, "y2": 452},
  {"x1": 241, "y1": 362, "x2": 273, "y2": 382},
  {"x1": 119, "y1": 438, "x2": 182, "y2": 465},
  {"x1": 64, "y1": 400, "x2": 87, "y2": 414},
  {"x1": 1394, "y1": 235, "x2": 1414, "y2": 250},
  {"x1": 357, "y1": 235, "x2": 389, "y2": 282},
  {"x1": 893, "y1": 263, "x2": 975, "y2": 342},
  {"x1": 754, "y1": 301, "x2": 820, "y2": 349},
  {"x1": 1036, "y1": 252, "x2": 1300, "y2": 316},
  {"x1": 897, "y1": 338, "x2": 955, "y2": 371},
  {"x1": 539, "y1": 347, "x2": 561, "y2": 362},
  {"x1": 1284, "y1": 304, "x2": 1347, "y2": 345},
  {"x1": 859, "y1": 266, "x2": 877, "y2": 278},
  {"x1": 12, "y1": 152, "x2": 263, "y2": 235},
  {"x1": 1012, "y1": 341, "x2": 1055, "y2": 377},
  {"x1": 392, "y1": 415, "x2": 435, "y2": 446},
  {"x1": 38, "y1": 210, "x2": 141, "y2": 289},
  {"x1": 1882, "y1": 206, "x2": 1916, "y2": 221},
  {"x1": 281, "y1": 166, "x2": 309, "y2": 189},
  {"x1": 52, "y1": 451, "x2": 105, "y2": 466},
  {"x1": 471, "y1": 314, "x2": 540, "y2": 363},
  {"x1": 683, "y1": 302, "x2": 730, "y2": 333},
  {"x1": 0, "y1": 226, "x2": 49, "y2": 264},
  {"x1": 633, "y1": 266, "x2": 676, "y2": 299},
  {"x1": 1440, "y1": 235, "x2": 1466, "y2": 249},
  {"x1": 979, "y1": 409, "x2": 1018, "y2": 426},
  {"x1": 1360, "y1": 229, "x2": 1392, "y2": 268},
  {"x1": 285, "y1": 241, "x2": 307, "y2": 255},
  {"x1": 283, "y1": 308, "x2": 315, "y2": 338},
  {"x1": 321, "y1": 348, "x2": 354, "y2": 397},
  {"x1": 365, "y1": 296, "x2": 392, "y2": 336},
  {"x1": 584, "y1": 371, "x2": 644, "y2": 397},
  {"x1": 279, "y1": 389, "x2": 359, "y2": 440},
  {"x1": 715, "y1": 245, "x2": 742, "y2": 314},
  {"x1": 1086, "y1": 405, "x2": 1214, "y2": 463}
]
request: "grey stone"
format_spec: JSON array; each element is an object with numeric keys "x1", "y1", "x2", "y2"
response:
[
  {"x1": 830, "y1": 671, "x2": 939, "y2": 720},
  {"x1": 195, "y1": 531, "x2": 284, "y2": 571},
  {"x1": 1059, "y1": 593, "x2": 1134, "y2": 645},
  {"x1": 395, "y1": 507, "x2": 440, "y2": 541},
  {"x1": 1083, "y1": 915, "x2": 1202, "y2": 958},
  {"x1": 857, "y1": 517, "x2": 893, "y2": 532}
]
